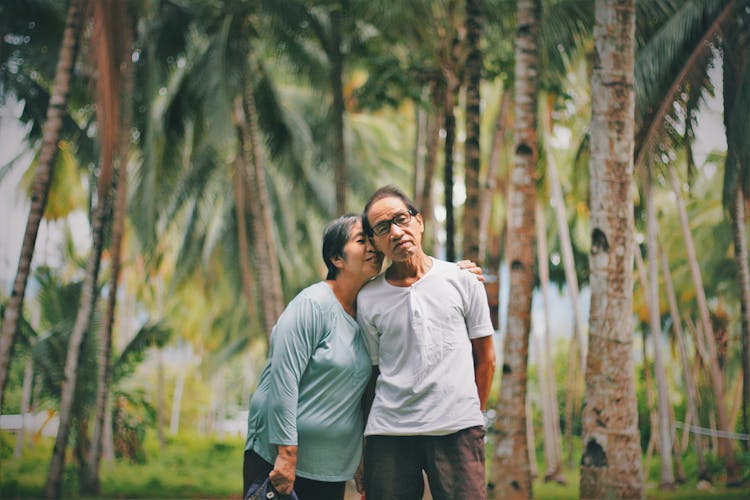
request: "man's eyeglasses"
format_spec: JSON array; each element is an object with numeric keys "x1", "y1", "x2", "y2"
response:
[{"x1": 371, "y1": 209, "x2": 417, "y2": 237}]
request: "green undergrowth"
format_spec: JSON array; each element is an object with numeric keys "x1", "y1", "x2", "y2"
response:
[{"x1": 3, "y1": 430, "x2": 750, "y2": 498}]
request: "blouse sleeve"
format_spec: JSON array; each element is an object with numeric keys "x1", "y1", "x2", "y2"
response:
[{"x1": 266, "y1": 294, "x2": 326, "y2": 446}]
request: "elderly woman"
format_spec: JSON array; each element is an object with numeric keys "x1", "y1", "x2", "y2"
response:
[{"x1": 244, "y1": 214, "x2": 482, "y2": 500}]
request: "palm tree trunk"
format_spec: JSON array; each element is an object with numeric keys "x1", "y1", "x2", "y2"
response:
[
  {"x1": 329, "y1": 7, "x2": 346, "y2": 215},
  {"x1": 156, "y1": 347, "x2": 166, "y2": 449},
  {"x1": 462, "y1": 0, "x2": 482, "y2": 262},
  {"x1": 44, "y1": 162, "x2": 114, "y2": 499},
  {"x1": 443, "y1": 78, "x2": 457, "y2": 262},
  {"x1": 240, "y1": 85, "x2": 284, "y2": 334},
  {"x1": 0, "y1": 0, "x2": 83, "y2": 409},
  {"x1": 526, "y1": 394, "x2": 537, "y2": 479},
  {"x1": 544, "y1": 107, "x2": 585, "y2": 376},
  {"x1": 666, "y1": 163, "x2": 737, "y2": 481},
  {"x1": 170, "y1": 368, "x2": 186, "y2": 435},
  {"x1": 420, "y1": 84, "x2": 444, "y2": 252},
  {"x1": 479, "y1": 90, "x2": 511, "y2": 261},
  {"x1": 580, "y1": 1, "x2": 643, "y2": 497},
  {"x1": 232, "y1": 157, "x2": 259, "y2": 324},
  {"x1": 659, "y1": 243, "x2": 706, "y2": 479},
  {"x1": 490, "y1": 1, "x2": 540, "y2": 497},
  {"x1": 730, "y1": 186, "x2": 750, "y2": 450},
  {"x1": 14, "y1": 353, "x2": 34, "y2": 458},
  {"x1": 84, "y1": 10, "x2": 132, "y2": 491},
  {"x1": 535, "y1": 201, "x2": 564, "y2": 482},
  {"x1": 643, "y1": 168, "x2": 675, "y2": 488},
  {"x1": 564, "y1": 340, "x2": 578, "y2": 468},
  {"x1": 413, "y1": 87, "x2": 429, "y2": 205}
]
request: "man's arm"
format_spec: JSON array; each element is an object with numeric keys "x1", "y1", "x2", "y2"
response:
[{"x1": 471, "y1": 336, "x2": 496, "y2": 410}]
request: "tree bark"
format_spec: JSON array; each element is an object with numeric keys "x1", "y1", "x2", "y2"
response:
[
  {"x1": 443, "y1": 78, "x2": 457, "y2": 262},
  {"x1": 420, "y1": 84, "x2": 445, "y2": 252},
  {"x1": 329, "y1": 6, "x2": 347, "y2": 214},
  {"x1": 490, "y1": 1, "x2": 540, "y2": 497},
  {"x1": 241, "y1": 85, "x2": 285, "y2": 333},
  {"x1": 479, "y1": 91, "x2": 511, "y2": 261},
  {"x1": 580, "y1": 1, "x2": 643, "y2": 497},
  {"x1": 730, "y1": 186, "x2": 750, "y2": 450},
  {"x1": 45, "y1": 142, "x2": 114, "y2": 500},
  {"x1": 84, "y1": 10, "x2": 132, "y2": 491},
  {"x1": 0, "y1": 0, "x2": 83, "y2": 409},
  {"x1": 462, "y1": 0, "x2": 482, "y2": 262}
]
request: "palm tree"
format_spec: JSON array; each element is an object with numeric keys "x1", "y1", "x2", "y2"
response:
[
  {"x1": 82, "y1": 2, "x2": 134, "y2": 491},
  {"x1": 490, "y1": 0, "x2": 540, "y2": 497},
  {"x1": 44, "y1": 0, "x2": 128, "y2": 494},
  {"x1": 462, "y1": 0, "x2": 482, "y2": 262},
  {"x1": 0, "y1": 0, "x2": 84, "y2": 410},
  {"x1": 643, "y1": 166, "x2": 675, "y2": 488},
  {"x1": 579, "y1": 0, "x2": 643, "y2": 497}
]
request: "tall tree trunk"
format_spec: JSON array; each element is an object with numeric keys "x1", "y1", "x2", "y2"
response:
[
  {"x1": 526, "y1": 394, "x2": 537, "y2": 479},
  {"x1": 667, "y1": 164, "x2": 737, "y2": 482},
  {"x1": 490, "y1": 1, "x2": 540, "y2": 498},
  {"x1": 413, "y1": 87, "x2": 429, "y2": 205},
  {"x1": 0, "y1": 0, "x2": 83, "y2": 409},
  {"x1": 170, "y1": 368, "x2": 186, "y2": 435},
  {"x1": 730, "y1": 186, "x2": 750, "y2": 450},
  {"x1": 241, "y1": 85, "x2": 285, "y2": 332},
  {"x1": 643, "y1": 168, "x2": 675, "y2": 488},
  {"x1": 329, "y1": 7, "x2": 346, "y2": 214},
  {"x1": 535, "y1": 201, "x2": 565, "y2": 482},
  {"x1": 479, "y1": 90, "x2": 511, "y2": 261},
  {"x1": 421, "y1": 84, "x2": 445, "y2": 253},
  {"x1": 462, "y1": 0, "x2": 482, "y2": 262},
  {"x1": 156, "y1": 346, "x2": 166, "y2": 449},
  {"x1": 580, "y1": 1, "x2": 643, "y2": 497},
  {"x1": 44, "y1": 155, "x2": 114, "y2": 500},
  {"x1": 83, "y1": 9, "x2": 132, "y2": 491},
  {"x1": 543, "y1": 103, "x2": 585, "y2": 376},
  {"x1": 443, "y1": 80, "x2": 457, "y2": 262},
  {"x1": 232, "y1": 157, "x2": 259, "y2": 324},
  {"x1": 14, "y1": 353, "x2": 34, "y2": 458}
]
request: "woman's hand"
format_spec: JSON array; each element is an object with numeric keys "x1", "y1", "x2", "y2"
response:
[
  {"x1": 457, "y1": 259, "x2": 485, "y2": 282},
  {"x1": 354, "y1": 456, "x2": 365, "y2": 493},
  {"x1": 269, "y1": 445, "x2": 298, "y2": 495}
]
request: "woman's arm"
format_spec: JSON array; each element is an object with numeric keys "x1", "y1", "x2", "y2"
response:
[{"x1": 269, "y1": 445, "x2": 298, "y2": 495}]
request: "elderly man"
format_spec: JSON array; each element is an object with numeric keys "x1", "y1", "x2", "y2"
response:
[{"x1": 357, "y1": 185, "x2": 496, "y2": 500}]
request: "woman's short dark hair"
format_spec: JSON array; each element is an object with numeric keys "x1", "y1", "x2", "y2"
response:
[
  {"x1": 322, "y1": 214, "x2": 360, "y2": 280},
  {"x1": 362, "y1": 185, "x2": 419, "y2": 236}
]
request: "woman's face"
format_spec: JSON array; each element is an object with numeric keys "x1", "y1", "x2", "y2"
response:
[{"x1": 337, "y1": 220, "x2": 384, "y2": 282}]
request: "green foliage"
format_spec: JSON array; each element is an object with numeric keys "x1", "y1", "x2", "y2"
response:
[{"x1": 0, "y1": 432, "x2": 243, "y2": 498}]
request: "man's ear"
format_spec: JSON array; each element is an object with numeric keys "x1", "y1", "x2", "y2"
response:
[{"x1": 416, "y1": 213, "x2": 425, "y2": 232}]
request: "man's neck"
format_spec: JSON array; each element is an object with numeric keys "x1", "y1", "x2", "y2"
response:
[{"x1": 386, "y1": 252, "x2": 432, "y2": 286}]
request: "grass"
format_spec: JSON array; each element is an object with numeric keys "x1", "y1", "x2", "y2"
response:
[
  {"x1": 0, "y1": 431, "x2": 245, "y2": 498},
  {"x1": 3, "y1": 430, "x2": 750, "y2": 498}
]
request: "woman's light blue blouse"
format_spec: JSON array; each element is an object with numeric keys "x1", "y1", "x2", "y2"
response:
[{"x1": 245, "y1": 282, "x2": 372, "y2": 481}]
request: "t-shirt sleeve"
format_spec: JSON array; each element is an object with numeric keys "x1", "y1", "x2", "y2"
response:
[
  {"x1": 267, "y1": 295, "x2": 326, "y2": 446},
  {"x1": 357, "y1": 302, "x2": 380, "y2": 365},
  {"x1": 463, "y1": 272, "x2": 495, "y2": 339}
]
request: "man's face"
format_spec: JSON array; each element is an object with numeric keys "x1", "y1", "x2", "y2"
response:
[{"x1": 366, "y1": 196, "x2": 423, "y2": 262}]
